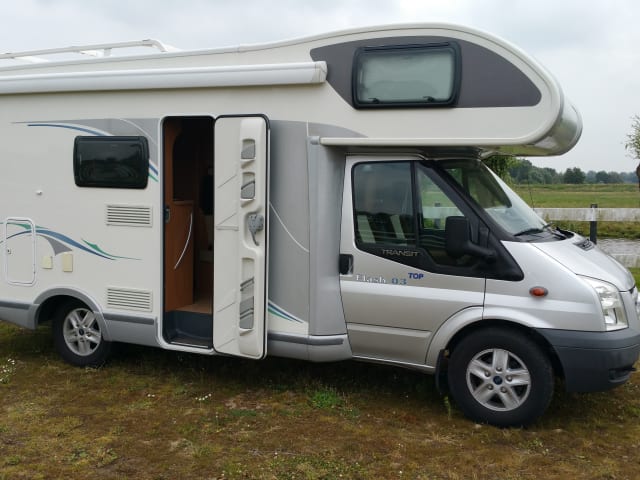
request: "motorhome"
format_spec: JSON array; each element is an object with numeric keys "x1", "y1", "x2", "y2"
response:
[{"x1": 0, "y1": 24, "x2": 638, "y2": 427}]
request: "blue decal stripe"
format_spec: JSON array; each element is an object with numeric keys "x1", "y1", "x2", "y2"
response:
[
  {"x1": 27, "y1": 123, "x2": 108, "y2": 136},
  {"x1": 26, "y1": 122, "x2": 158, "y2": 180},
  {"x1": 7, "y1": 229, "x2": 110, "y2": 260},
  {"x1": 81, "y1": 239, "x2": 140, "y2": 261},
  {"x1": 36, "y1": 229, "x2": 114, "y2": 260},
  {"x1": 4, "y1": 221, "x2": 137, "y2": 262},
  {"x1": 5, "y1": 230, "x2": 30, "y2": 241},
  {"x1": 268, "y1": 302, "x2": 304, "y2": 323}
]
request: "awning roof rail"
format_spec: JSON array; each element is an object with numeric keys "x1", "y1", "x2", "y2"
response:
[{"x1": 0, "y1": 39, "x2": 179, "y2": 63}]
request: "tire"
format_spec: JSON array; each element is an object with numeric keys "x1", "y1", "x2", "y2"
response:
[
  {"x1": 447, "y1": 327, "x2": 554, "y2": 427},
  {"x1": 52, "y1": 300, "x2": 111, "y2": 367}
]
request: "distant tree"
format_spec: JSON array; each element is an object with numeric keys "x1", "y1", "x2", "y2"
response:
[
  {"x1": 624, "y1": 115, "x2": 640, "y2": 189},
  {"x1": 625, "y1": 115, "x2": 640, "y2": 161},
  {"x1": 484, "y1": 155, "x2": 516, "y2": 180},
  {"x1": 528, "y1": 169, "x2": 545, "y2": 184},
  {"x1": 541, "y1": 167, "x2": 561, "y2": 184},
  {"x1": 607, "y1": 171, "x2": 623, "y2": 183},
  {"x1": 586, "y1": 170, "x2": 597, "y2": 183},
  {"x1": 508, "y1": 159, "x2": 533, "y2": 183},
  {"x1": 507, "y1": 160, "x2": 564, "y2": 184},
  {"x1": 595, "y1": 170, "x2": 610, "y2": 184},
  {"x1": 563, "y1": 167, "x2": 586, "y2": 184}
]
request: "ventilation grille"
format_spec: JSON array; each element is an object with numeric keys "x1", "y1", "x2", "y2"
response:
[
  {"x1": 106, "y1": 205, "x2": 153, "y2": 227},
  {"x1": 575, "y1": 238, "x2": 594, "y2": 251},
  {"x1": 107, "y1": 287, "x2": 153, "y2": 312}
]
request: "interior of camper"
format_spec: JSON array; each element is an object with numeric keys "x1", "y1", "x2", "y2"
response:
[{"x1": 162, "y1": 116, "x2": 214, "y2": 347}]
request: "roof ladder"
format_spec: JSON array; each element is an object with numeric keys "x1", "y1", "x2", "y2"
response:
[{"x1": 0, "y1": 39, "x2": 179, "y2": 63}]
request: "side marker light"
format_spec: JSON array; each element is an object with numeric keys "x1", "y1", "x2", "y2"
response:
[{"x1": 529, "y1": 286, "x2": 548, "y2": 297}]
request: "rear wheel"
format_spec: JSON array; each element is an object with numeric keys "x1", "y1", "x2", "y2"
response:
[
  {"x1": 52, "y1": 300, "x2": 111, "y2": 367},
  {"x1": 448, "y1": 328, "x2": 554, "y2": 427}
]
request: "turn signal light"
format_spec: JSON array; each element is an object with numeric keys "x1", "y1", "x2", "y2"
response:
[{"x1": 529, "y1": 286, "x2": 548, "y2": 297}]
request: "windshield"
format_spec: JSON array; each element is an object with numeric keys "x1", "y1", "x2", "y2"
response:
[{"x1": 440, "y1": 159, "x2": 549, "y2": 237}]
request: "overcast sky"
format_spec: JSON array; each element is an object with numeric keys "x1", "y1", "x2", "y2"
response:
[{"x1": 2, "y1": 0, "x2": 639, "y2": 173}]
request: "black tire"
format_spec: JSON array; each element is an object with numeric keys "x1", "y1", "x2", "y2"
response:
[
  {"x1": 52, "y1": 300, "x2": 111, "y2": 367},
  {"x1": 447, "y1": 327, "x2": 554, "y2": 427}
]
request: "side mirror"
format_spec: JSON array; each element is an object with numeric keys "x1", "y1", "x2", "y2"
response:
[{"x1": 445, "y1": 216, "x2": 496, "y2": 263}]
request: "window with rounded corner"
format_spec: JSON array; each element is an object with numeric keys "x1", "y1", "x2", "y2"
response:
[
  {"x1": 352, "y1": 43, "x2": 461, "y2": 108},
  {"x1": 74, "y1": 136, "x2": 149, "y2": 189},
  {"x1": 352, "y1": 160, "x2": 478, "y2": 271}
]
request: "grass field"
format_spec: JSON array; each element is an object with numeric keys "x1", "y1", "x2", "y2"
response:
[
  {"x1": 513, "y1": 183, "x2": 640, "y2": 209},
  {"x1": 1, "y1": 185, "x2": 640, "y2": 479},
  {"x1": 2, "y1": 319, "x2": 640, "y2": 480},
  {"x1": 513, "y1": 183, "x2": 640, "y2": 238}
]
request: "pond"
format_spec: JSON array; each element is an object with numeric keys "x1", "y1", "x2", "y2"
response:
[{"x1": 597, "y1": 239, "x2": 640, "y2": 268}]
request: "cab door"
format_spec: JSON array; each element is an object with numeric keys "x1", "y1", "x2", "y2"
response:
[
  {"x1": 213, "y1": 115, "x2": 269, "y2": 359},
  {"x1": 339, "y1": 157, "x2": 485, "y2": 366}
]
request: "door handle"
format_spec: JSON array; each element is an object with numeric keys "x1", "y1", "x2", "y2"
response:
[
  {"x1": 339, "y1": 254, "x2": 353, "y2": 275},
  {"x1": 247, "y1": 213, "x2": 264, "y2": 246}
]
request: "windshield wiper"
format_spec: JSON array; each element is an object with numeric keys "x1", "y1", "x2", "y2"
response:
[
  {"x1": 514, "y1": 227, "x2": 544, "y2": 237},
  {"x1": 514, "y1": 223, "x2": 566, "y2": 238}
]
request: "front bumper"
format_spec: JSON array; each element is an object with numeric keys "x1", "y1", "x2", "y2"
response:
[{"x1": 535, "y1": 328, "x2": 640, "y2": 392}]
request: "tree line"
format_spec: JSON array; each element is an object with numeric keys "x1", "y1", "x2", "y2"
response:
[
  {"x1": 485, "y1": 156, "x2": 638, "y2": 185},
  {"x1": 512, "y1": 159, "x2": 637, "y2": 184},
  {"x1": 483, "y1": 115, "x2": 640, "y2": 185}
]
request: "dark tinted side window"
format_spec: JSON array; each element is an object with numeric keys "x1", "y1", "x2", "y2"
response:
[
  {"x1": 353, "y1": 162, "x2": 415, "y2": 246},
  {"x1": 74, "y1": 136, "x2": 149, "y2": 189}
]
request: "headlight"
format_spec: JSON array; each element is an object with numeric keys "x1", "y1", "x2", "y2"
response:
[{"x1": 582, "y1": 277, "x2": 628, "y2": 331}]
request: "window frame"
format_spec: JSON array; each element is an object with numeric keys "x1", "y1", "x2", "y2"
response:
[
  {"x1": 351, "y1": 42, "x2": 462, "y2": 109},
  {"x1": 73, "y1": 136, "x2": 150, "y2": 189}
]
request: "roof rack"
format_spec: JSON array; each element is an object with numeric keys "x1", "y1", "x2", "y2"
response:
[{"x1": 0, "y1": 39, "x2": 179, "y2": 64}]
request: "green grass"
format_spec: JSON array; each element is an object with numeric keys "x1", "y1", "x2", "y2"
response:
[
  {"x1": 514, "y1": 183, "x2": 640, "y2": 238},
  {"x1": 513, "y1": 183, "x2": 640, "y2": 208},
  {"x1": 2, "y1": 322, "x2": 640, "y2": 479}
]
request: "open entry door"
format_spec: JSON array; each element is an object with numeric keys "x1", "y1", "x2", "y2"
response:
[{"x1": 213, "y1": 115, "x2": 269, "y2": 359}]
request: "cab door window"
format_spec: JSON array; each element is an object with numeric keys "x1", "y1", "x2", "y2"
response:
[
  {"x1": 352, "y1": 160, "x2": 478, "y2": 272},
  {"x1": 416, "y1": 165, "x2": 473, "y2": 266},
  {"x1": 353, "y1": 162, "x2": 415, "y2": 246}
]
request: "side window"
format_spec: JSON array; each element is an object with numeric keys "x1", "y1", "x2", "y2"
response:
[
  {"x1": 353, "y1": 162, "x2": 414, "y2": 246},
  {"x1": 352, "y1": 43, "x2": 461, "y2": 108},
  {"x1": 352, "y1": 161, "x2": 476, "y2": 270},
  {"x1": 446, "y1": 165, "x2": 510, "y2": 209},
  {"x1": 74, "y1": 136, "x2": 149, "y2": 189},
  {"x1": 417, "y1": 166, "x2": 472, "y2": 266}
]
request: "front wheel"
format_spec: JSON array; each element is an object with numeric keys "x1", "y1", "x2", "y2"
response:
[
  {"x1": 52, "y1": 300, "x2": 111, "y2": 367},
  {"x1": 447, "y1": 328, "x2": 554, "y2": 427}
]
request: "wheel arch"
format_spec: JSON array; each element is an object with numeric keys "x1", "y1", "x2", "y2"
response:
[
  {"x1": 444, "y1": 319, "x2": 564, "y2": 380},
  {"x1": 29, "y1": 288, "x2": 111, "y2": 341}
]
